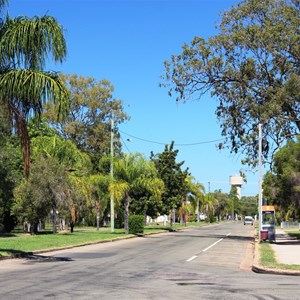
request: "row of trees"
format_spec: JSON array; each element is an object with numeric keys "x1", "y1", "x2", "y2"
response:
[
  {"x1": 1, "y1": 94, "x2": 257, "y2": 234},
  {"x1": 1, "y1": 0, "x2": 298, "y2": 234},
  {"x1": 0, "y1": 2, "x2": 251, "y2": 234}
]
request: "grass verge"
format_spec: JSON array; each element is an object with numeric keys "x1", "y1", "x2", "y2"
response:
[
  {"x1": 259, "y1": 230, "x2": 300, "y2": 271},
  {"x1": 0, "y1": 222, "x2": 208, "y2": 257}
]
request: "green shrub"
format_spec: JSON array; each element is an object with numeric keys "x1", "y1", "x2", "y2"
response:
[{"x1": 128, "y1": 215, "x2": 144, "y2": 234}]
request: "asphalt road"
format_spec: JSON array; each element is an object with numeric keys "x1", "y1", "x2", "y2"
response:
[{"x1": 1, "y1": 222, "x2": 300, "y2": 300}]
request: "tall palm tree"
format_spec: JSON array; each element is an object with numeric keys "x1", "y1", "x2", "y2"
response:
[
  {"x1": 0, "y1": 4, "x2": 70, "y2": 176},
  {"x1": 109, "y1": 152, "x2": 164, "y2": 234}
]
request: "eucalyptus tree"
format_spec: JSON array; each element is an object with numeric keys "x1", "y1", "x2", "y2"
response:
[
  {"x1": 43, "y1": 74, "x2": 130, "y2": 170},
  {"x1": 13, "y1": 155, "x2": 70, "y2": 234},
  {"x1": 240, "y1": 195, "x2": 258, "y2": 217},
  {"x1": 0, "y1": 2, "x2": 70, "y2": 176},
  {"x1": 30, "y1": 133, "x2": 93, "y2": 230},
  {"x1": 109, "y1": 152, "x2": 164, "y2": 234},
  {"x1": 161, "y1": 0, "x2": 300, "y2": 167}
]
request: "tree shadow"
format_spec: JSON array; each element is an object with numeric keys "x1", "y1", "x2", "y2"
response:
[{"x1": 0, "y1": 249, "x2": 73, "y2": 262}]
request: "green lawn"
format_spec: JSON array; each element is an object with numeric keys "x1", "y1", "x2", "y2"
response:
[
  {"x1": 0, "y1": 222, "x2": 206, "y2": 257},
  {"x1": 0, "y1": 228, "x2": 133, "y2": 256}
]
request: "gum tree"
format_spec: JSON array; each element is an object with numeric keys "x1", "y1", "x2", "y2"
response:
[{"x1": 161, "y1": 0, "x2": 300, "y2": 167}]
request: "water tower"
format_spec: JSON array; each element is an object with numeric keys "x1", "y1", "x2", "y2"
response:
[{"x1": 230, "y1": 175, "x2": 244, "y2": 199}]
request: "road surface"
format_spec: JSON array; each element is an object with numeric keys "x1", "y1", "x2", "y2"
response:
[{"x1": 1, "y1": 222, "x2": 299, "y2": 299}]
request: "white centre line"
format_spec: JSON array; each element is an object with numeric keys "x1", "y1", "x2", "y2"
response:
[
  {"x1": 186, "y1": 232, "x2": 231, "y2": 262},
  {"x1": 202, "y1": 238, "x2": 223, "y2": 252},
  {"x1": 203, "y1": 232, "x2": 231, "y2": 252},
  {"x1": 186, "y1": 255, "x2": 198, "y2": 262}
]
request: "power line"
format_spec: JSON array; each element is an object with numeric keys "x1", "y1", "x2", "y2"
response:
[{"x1": 119, "y1": 130, "x2": 225, "y2": 146}]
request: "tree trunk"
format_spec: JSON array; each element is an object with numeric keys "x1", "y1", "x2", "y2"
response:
[
  {"x1": 11, "y1": 106, "x2": 31, "y2": 177},
  {"x1": 124, "y1": 195, "x2": 129, "y2": 234},
  {"x1": 96, "y1": 204, "x2": 100, "y2": 231},
  {"x1": 170, "y1": 208, "x2": 175, "y2": 227},
  {"x1": 30, "y1": 222, "x2": 39, "y2": 235},
  {"x1": 52, "y1": 204, "x2": 57, "y2": 234}
]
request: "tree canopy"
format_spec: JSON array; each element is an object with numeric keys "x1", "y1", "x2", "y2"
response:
[
  {"x1": 43, "y1": 73, "x2": 130, "y2": 169},
  {"x1": 150, "y1": 142, "x2": 190, "y2": 218},
  {"x1": 161, "y1": 0, "x2": 300, "y2": 167},
  {"x1": 110, "y1": 152, "x2": 164, "y2": 234},
  {"x1": 263, "y1": 137, "x2": 300, "y2": 220}
]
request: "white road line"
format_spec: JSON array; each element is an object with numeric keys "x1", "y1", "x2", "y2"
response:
[
  {"x1": 202, "y1": 232, "x2": 231, "y2": 252},
  {"x1": 186, "y1": 232, "x2": 232, "y2": 261},
  {"x1": 202, "y1": 238, "x2": 223, "y2": 252},
  {"x1": 186, "y1": 255, "x2": 198, "y2": 262}
]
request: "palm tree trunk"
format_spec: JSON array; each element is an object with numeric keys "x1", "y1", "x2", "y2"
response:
[
  {"x1": 11, "y1": 105, "x2": 30, "y2": 177},
  {"x1": 124, "y1": 195, "x2": 129, "y2": 234}
]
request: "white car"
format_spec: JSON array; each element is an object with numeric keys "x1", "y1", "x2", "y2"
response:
[{"x1": 244, "y1": 216, "x2": 253, "y2": 225}]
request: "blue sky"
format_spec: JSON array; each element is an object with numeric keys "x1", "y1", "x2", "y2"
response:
[{"x1": 8, "y1": 0, "x2": 260, "y2": 196}]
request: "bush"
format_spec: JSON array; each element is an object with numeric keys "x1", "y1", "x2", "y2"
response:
[{"x1": 128, "y1": 215, "x2": 144, "y2": 234}]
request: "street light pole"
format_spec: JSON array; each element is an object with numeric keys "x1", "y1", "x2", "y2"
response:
[
  {"x1": 110, "y1": 118, "x2": 114, "y2": 233},
  {"x1": 258, "y1": 123, "x2": 263, "y2": 241}
]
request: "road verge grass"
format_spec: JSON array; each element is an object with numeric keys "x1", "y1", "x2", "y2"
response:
[
  {"x1": 259, "y1": 230, "x2": 300, "y2": 271},
  {"x1": 0, "y1": 221, "x2": 209, "y2": 257},
  {"x1": 0, "y1": 229, "x2": 133, "y2": 256}
]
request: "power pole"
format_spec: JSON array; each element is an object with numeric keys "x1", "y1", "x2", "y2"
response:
[
  {"x1": 110, "y1": 118, "x2": 114, "y2": 233},
  {"x1": 258, "y1": 123, "x2": 263, "y2": 241}
]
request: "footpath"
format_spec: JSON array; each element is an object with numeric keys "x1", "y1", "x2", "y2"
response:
[{"x1": 252, "y1": 227, "x2": 300, "y2": 276}]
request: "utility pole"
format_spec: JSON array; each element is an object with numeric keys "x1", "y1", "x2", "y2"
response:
[
  {"x1": 110, "y1": 118, "x2": 114, "y2": 233},
  {"x1": 258, "y1": 123, "x2": 263, "y2": 241}
]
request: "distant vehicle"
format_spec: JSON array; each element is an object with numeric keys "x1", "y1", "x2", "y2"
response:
[{"x1": 244, "y1": 216, "x2": 253, "y2": 225}]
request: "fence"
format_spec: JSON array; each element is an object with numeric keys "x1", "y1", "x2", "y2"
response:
[{"x1": 281, "y1": 221, "x2": 300, "y2": 230}]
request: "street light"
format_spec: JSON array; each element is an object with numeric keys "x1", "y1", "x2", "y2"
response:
[{"x1": 110, "y1": 118, "x2": 114, "y2": 233}]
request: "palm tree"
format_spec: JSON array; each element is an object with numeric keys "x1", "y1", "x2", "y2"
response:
[
  {"x1": 0, "y1": 5, "x2": 70, "y2": 177},
  {"x1": 87, "y1": 174, "x2": 110, "y2": 230},
  {"x1": 186, "y1": 176, "x2": 205, "y2": 222},
  {"x1": 109, "y1": 153, "x2": 164, "y2": 234}
]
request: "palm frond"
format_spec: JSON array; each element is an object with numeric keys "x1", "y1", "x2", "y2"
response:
[
  {"x1": 109, "y1": 181, "x2": 129, "y2": 203},
  {"x1": 0, "y1": 69, "x2": 70, "y2": 120},
  {"x1": 0, "y1": 15, "x2": 67, "y2": 69}
]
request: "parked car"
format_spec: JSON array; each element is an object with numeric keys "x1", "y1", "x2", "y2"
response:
[{"x1": 244, "y1": 216, "x2": 254, "y2": 225}]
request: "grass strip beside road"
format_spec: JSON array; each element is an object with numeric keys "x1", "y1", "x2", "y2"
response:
[
  {"x1": 0, "y1": 222, "x2": 206, "y2": 257},
  {"x1": 0, "y1": 229, "x2": 134, "y2": 256},
  {"x1": 259, "y1": 230, "x2": 300, "y2": 271}
]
